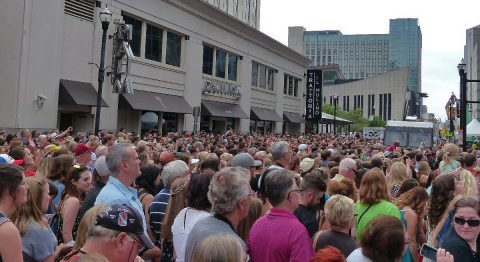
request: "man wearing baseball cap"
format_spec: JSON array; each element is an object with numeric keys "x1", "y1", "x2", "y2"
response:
[
  {"x1": 62, "y1": 204, "x2": 154, "y2": 262},
  {"x1": 74, "y1": 144, "x2": 95, "y2": 171},
  {"x1": 231, "y1": 153, "x2": 262, "y2": 186}
]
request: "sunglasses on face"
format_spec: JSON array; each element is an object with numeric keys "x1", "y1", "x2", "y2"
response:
[{"x1": 454, "y1": 217, "x2": 480, "y2": 227}]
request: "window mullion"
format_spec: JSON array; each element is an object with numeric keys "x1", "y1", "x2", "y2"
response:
[
  {"x1": 140, "y1": 21, "x2": 146, "y2": 58},
  {"x1": 212, "y1": 49, "x2": 217, "y2": 77},
  {"x1": 161, "y1": 29, "x2": 167, "y2": 64},
  {"x1": 225, "y1": 53, "x2": 229, "y2": 80}
]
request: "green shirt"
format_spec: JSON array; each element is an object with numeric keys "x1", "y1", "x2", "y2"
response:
[{"x1": 355, "y1": 200, "x2": 401, "y2": 241}]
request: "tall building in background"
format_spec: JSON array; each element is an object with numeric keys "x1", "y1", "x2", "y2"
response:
[
  {"x1": 289, "y1": 18, "x2": 422, "y2": 117},
  {"x1": 201, "y1": 0, "x2": 260, "y2": 29},
  {"x1": 464, "y1": 25, "x2": 480, "y2": 122}
]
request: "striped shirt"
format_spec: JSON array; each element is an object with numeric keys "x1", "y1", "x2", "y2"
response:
[{"x1": 149, "y1": 187, "x2": 170, "y2": 240}]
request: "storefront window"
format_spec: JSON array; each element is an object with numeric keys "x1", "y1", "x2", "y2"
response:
[
  {"x1": 141, "y1": 112, "x2": 158, "y2": 135},
  {"x1": 162, "y1": 112, "x2": 178, "y2": 134}
]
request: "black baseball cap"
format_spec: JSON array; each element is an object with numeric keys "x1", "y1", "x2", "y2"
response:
[{"x1": 95, "y1": 204, "x2": 154, "y2": 249}]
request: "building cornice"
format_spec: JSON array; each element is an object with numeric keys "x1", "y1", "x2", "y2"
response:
[{"x1": 166, "y1": 0, "x2": 310, "y2": 67}]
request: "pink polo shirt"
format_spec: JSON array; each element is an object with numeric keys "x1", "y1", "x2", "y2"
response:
[{"x1": 247, "y1": 208, "x2": 314, "y2": 262}]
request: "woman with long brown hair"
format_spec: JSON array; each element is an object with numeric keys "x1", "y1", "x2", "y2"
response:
[
  {"x1": 355, "y1": 168, "x2": 401, "y2": 240},
  {"x1": 424, "y1": 174, "x2": 456, "y2": 262},
  {"x1": 58, "y1": 166, "x2": 91, "y2": 244},
  {"x1": 395, "y1": 186, "x2": 429, "y2": 262},
  {"x1": 47, "y1": 154, "x2": 74, "y2": 208},
  {"x1": 0, "y1": 164, "x2": 28, "y2": 262},
  {"x1": 161, "y1": 176, "x2": 190, "y2": 262}
]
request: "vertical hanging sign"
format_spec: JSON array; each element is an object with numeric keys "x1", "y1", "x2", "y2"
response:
[{"x1": 305, "y1": 70, "x2": 322, "y2": 121}]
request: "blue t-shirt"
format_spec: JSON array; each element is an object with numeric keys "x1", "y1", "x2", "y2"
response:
[
  {"x1": 21, "y1": 221, "x2": 57, "y2": 262},
  {"x1": 52, "y1": 180, "x2": 65, "y2": 207}
]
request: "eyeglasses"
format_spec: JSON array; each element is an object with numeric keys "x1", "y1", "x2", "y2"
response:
[
  {"x1": 287, "y1": 188, "x2": 303, "y2": 198},
  {"x1": 127, "y1": 234, "x2": 146, "y2": 254},
  {"x1": 454, "y1": 217, "x2": 480, "y2": 227}
]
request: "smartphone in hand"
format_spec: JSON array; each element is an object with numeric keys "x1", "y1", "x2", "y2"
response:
[{"x1": 420, "y1": 244, "x2": 437, "y2": 261}]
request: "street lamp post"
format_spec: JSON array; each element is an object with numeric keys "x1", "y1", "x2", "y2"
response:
[
  {"x1": 333, "y1": 94, "x2": 338, "y2": 135},
  {"x1": 458, "y1": 59, "x2": 480, "y2": 152},
  {"x1": 94, "y1": 7, "x2": 112, "y2": 136}
]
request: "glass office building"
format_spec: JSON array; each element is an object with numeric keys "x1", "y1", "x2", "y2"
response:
[
  {"x1": 201, "y1": 0, "x2": 260, "y2": 29},
  {"x1": 300, "y1": 18, "x2": 422, "y2": 116}
]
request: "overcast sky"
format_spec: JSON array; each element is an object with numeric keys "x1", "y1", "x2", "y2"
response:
[{"x1": 259, "y1": 0, "x2": 480, "y2": 121}]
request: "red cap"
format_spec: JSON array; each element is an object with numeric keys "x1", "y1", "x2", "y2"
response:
[
  {"x1": 13, "y1": 159, "x2": 24, "y2": 166},
  {"x1": 75, "y1": 144, "x2": 95, "y2": 156}
]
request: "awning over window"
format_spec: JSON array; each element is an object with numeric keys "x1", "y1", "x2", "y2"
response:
[
  {"x1": 283, "y1": 111, "x2": 305, "y2": 123},
  {"x1": 119, "y1": 90, "x2": 192, "y2": 114},
  {"x1": 201, "y1": 100, "x2": 249, "y2": 119},
  {"x1": 59, "y1": 79, "x2": 108, "y2": 107},
  {"x1": 321, "y1": 112, "x2": 353, "y2": 124},
  {"x1": 250, "y1": 107, "x2": 283, "y2": 122}
]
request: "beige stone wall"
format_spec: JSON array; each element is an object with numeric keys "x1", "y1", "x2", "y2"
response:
[{"x1": 323, "y1": 68, "x2": 409, "y2": 121}]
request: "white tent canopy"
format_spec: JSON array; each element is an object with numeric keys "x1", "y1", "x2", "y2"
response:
[{"x1": 467, "y1": 119, "x2": 480, "y2": 136}]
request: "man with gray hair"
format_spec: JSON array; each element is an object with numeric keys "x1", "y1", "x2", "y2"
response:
[
  {"x1": 332, "y1": 157, "x2": 357, "y2": 182},
  {"x1": 258, "y1": 141, "x2": 292, "y2": 196},
  {"x1": 149, "y1": 160, "x2": 189, "y2": 245},
  {"x1": 184, "y1": 167, "x2": 252, "y2": 261},
  {"x1": 248, "y1": 169, "x2": 314, "y2": 261},
  {"x1": 95, "y1": 143, "x2": 160, "y2": 259}
]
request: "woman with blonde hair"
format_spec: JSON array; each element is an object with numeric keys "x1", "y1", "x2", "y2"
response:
[
  {"x1": 457, "y1": 168, "x2": 478, "y2": 199},
  {"x1": 161, "y1": 176, "x2": 190, "y2": 262},
  {"x1": 65, "y1": 141, "x2": 77, "y2": 155},
  {"x1": 395, "y1": 187, "x2": 429, "y2": 262},
  {"x1": 11, "y1": 176, "x2": 67, "y2": 261},
  {"x1": 388, "y1": 161, "x2": 409, "y2": 200},
  {"x1": 191, "y1": 234, "x2": 245, "y2": 262},
  {"x1": 94, "y1": 145, "x2": 108, "y2": 158},
  {"x1": 439, "y1": 143, "x2": 461, "y2": 176},
  {"x1": 86, "y1": 136, "x2": 100, "y2": 147},
  {"x1": 314, "y1": 195, "x2": 358, "y2": 258},
  {"x1": 35, "y1": 156, "x2": 54, "y2": 179},
  {"x1": 73, "y1": 205, "x2": 108, "y2": 250}
]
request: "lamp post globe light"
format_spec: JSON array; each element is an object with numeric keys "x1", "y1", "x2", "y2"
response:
[
  {"x1": 333, "y1": 94, "x2": 338, "y2": 135},
  {"x1": 94, "y1": 7, "x2": 112, "y2": 136}
]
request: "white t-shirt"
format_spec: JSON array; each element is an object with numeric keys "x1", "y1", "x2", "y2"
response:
[
  {"x1": 347, "y1": 248, "x2": 372, "y2": 262},
  {"x1": 172, "y1": 208, "x2": 211, "y2": 262}
]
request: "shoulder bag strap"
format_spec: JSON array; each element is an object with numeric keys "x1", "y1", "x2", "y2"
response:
[{"x1": 356, "y1": 204, "x2": 373, "y2": 227}]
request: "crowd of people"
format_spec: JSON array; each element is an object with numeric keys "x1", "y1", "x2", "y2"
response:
[{"x1": 0, "y1": 127, "x2": 479, "y2": 261}]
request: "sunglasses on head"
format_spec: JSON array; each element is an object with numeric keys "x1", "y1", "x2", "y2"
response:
[{"x1": 454, "y1": 217, "x2": 480, "y2": 227}]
